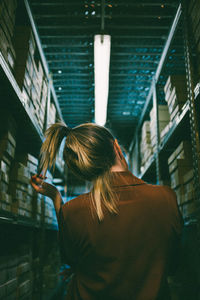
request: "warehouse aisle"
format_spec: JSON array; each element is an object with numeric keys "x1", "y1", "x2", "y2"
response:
[{"x1": 0, "y1": 0, "x2": 200, "y2": 299}]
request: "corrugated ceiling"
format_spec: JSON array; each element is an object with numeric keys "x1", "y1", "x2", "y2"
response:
[{"x1": 29, "y1": 0, "x2": 183, "y2": 149}]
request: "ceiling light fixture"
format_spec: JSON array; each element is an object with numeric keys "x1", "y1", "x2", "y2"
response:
[{"x1": 94, "y1": 34, "x2": 111, "y2": 126}]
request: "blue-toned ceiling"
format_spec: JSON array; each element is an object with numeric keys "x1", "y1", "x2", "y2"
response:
[{"x1": 29, "y1": 0, "x2": 184, "y2": 149}]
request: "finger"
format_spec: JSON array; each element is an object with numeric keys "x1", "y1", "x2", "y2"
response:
[
  {"x1": 30, "y1": 179, "x2": 43, "y2": 193},
  {"x1": 32, "y1": 175, "x2": 43, "y2": 185}
]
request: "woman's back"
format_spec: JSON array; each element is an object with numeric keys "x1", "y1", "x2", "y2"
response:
[{"x1": 59, "y1": 171, "x2": 182, "y2": 300}]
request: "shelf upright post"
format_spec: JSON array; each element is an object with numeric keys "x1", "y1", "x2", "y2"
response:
[
  {"x1": 182, "y1": 0, "x2": 200, "y2": 204},
  {"x1": 153, "y1": 79, "x2": 161, "y2": 184},
  {"x1": 135, "y1": 133, "x2": 140, "y2": 176},
  {"x1": 45, "y1": 78, "x2": 51, "y2": 132}
]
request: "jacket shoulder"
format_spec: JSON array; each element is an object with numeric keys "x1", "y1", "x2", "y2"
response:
[{"x1": 61, "y1": 192, "x2": 90, "y2": 218}]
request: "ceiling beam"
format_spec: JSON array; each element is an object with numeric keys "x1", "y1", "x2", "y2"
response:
[
  {"x1": 54, "y1": 80, "x2": 92, "y2": 84},
  {"x1": 59, "y1": 100, "x2": 93, "y2": 103},
  {"x1": 56, "y1": 89, "x2": 92, "y2": 92},
  {"x1": 45, "y1": 51, "x2": 92, "y2": 55},
  {"x1": 47, "y1": 59, "x2": 91, "y2": 62},
  {"x1": 34, "y1": 14, "x2": 173, "y2": 19},
  {"x1": 50, "y1": 66, "x2": 92, "y2": 70},
  {"x1": 31, "y1": 2, "x2": 177, "y2": 7},
  {"x1": 43, "y1": 43, "x2": 165, "y2": 48},
  {"x1": 52, "y1": 74, "x2": 92, "y2": 78},
  {"x1": 40, "y1": 35, "x2": 165, "y2": 39},
  {"x1": 50, "y1": 64, "x2": 156, "y2": 70},
  {"x1": 48, "y1": 58, "x2": 158, "y2": 63},
  {"x1": 39, "y1": 32, "x2": 182, "y2": 39},
  {"x1": 49, "y1": 59, "x2": 159, "y2": 64},
  {"x1": 38, "y1": 25, "x2": 169, "y2": 30},
  {"x1": 37, "y1": 28, "x2": 170, "y2": 37},
  {"x1": 44, "y1": 51, "x2": 183, "y2": 56},
  {"x1": 110, "y1": 73, "x2": 153, "y2": 77},
  {"x1": 55, "y1": 84, "x2": 91, "y2": 87}
]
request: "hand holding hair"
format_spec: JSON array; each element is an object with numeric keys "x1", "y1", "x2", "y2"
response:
[{"x1": 30, "y1": 174, "x2": 62, "y2": 216}]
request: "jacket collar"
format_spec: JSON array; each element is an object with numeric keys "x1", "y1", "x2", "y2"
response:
[{"x1": 111, "y1": 170, "x2": 146, "y2": 187}]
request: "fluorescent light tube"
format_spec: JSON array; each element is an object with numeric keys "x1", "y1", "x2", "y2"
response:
[{"x1": 94, "y1": 35, "x2": 111, "y2": 126}]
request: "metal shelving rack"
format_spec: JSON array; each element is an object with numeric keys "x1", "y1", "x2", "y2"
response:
[
  {"x1": 129, "y1": 2, "x2": 200, "y2": 216},
  {"x1": 129, "y1": 3, "x2": 182, "y2": 183},
  {"x1": 0, "y1": 1, "x2": 65, "y2": 299},
  {"x1": 182, "y1": 0, "x2": 200, "y2": 204}
]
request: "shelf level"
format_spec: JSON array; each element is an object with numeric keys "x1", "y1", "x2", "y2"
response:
[
  {"x1": 0, "y1": 210, "x2": 58, "y2": 231},
  {"x1": 0, "y1": 51, "x2": 43, "y2": 153},
  {"x1": 139, "y1": 101, "x2": 190, "y2": 181},
  {"x1": 0, "y1": 51, "x2": 65, "y2": 177}
]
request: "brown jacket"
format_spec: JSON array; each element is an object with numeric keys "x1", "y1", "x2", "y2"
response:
[{"x1": 59, "y1": 171, "x2": 182, "y2": 300}]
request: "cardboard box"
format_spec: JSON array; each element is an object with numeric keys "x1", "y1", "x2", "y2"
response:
[
  {"x1": 181, "y1": 200, "x2": 196, "y2": 217},
  {"x1": 0, "y1": 170, "x2": 9, "y2": 184},
  {"x1": 6, "y1": 278, "x2": 17, "y2": 296},
  {"x1": 17, "y1": 279, "x2": 31, "y2": 298},
  {"x1": 0, "y1": 131, "x2": 16, "y2": 160},
  {"x1": 10, "y1": 162, "x2": 30, "y2": 179},
  {"x1": 170, "y1": 166, "x2": 191, "y2": 188},
  {"x1": 160, "y1": 122, "x2": 172, "y2": 141},
  {"x1": 174, "y1": 185, "x2": 185, "y2": 205},
  {"x1": 183, "y1": 169, "x2": 194, "y2": 183},
  {"x1": 0, "y1": 181, "x2": 8, "y2": 193},
  {"x1": 164, "y1": 75, "x2": 187, "y2": 95},
  {"x1": 0, "y1": 191, "x2": 11, "y2": 203},
  {"x1": 169, "y1": 159, "x2": 191, "y2": 174},
  {"x1": 0, "y1": 282, "x2": 6, "y2": 299},
  {"x1": 168, "y1": 141, "x2": 192, "y2": 165},
  {"x1": 150, "y1": 105, "x2": 170, "y2": 122},
  {"x1": 16, "y1": 153, "x2": 38, "y2": 167}
]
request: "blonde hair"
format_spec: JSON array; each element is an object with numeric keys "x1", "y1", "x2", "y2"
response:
[{"x1": 39, "y1": 122, "x2": 118, "y2": 220}]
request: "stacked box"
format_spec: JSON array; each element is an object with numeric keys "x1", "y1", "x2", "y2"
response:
[
  {"x1": 0, "y1": 130, "x2": 16, "y2": 212},
  {"x1": 37, "y1": 77, "x2": 48, "y2": 131},
  {"x1": 150, "y1": 105, "x2": 170, "y2": 151},
  {"x1": 47, "y1": 102, "x2": 57, "y2": 127},
  {"x1": 0, "y1": 238, "x2": 33, "y2": 300},
  {"x1": 6, "y1": 255, "x2": 18, "y2": 299},
  {"x1": 13, "y1": 26, "x2": 36, "y2": 90},
  {"x1": 140, "y1": 121, "x2": 153, "y2": 171},
  {"x1": 31, "y1": 193, "x2": 43, "y2": 223},
  {"x1": 42, "y1": 247, "x2": 60, "y2": 292},
  {"x1": 160, "y1": 122, "x2": 172, "y2": 142},
  {"x1": 168, "y1": 141, "x2": 194, "y2": 214},
  {"x1": 0, "y1": 0, "x2": 17, "y2": 70},
  {"x1": 164, "y1": 75, "x2": 187, "y2": 121},
  {"x1": 9, "y1": 161, "x2": 31, "y2": 217},
  {"x1": 16, "y1": 244, "x2": 32, "y2": 300},
  {"x1": 8, "y1": 153, "x2": 39, "y2": 218},
  {"x1": 181, "y1": 170, "x2": 196, "y2": 218},
  {"x1": 44, "y1": 172, "x2": 57, "y2": 226},
  {"x1": 15, "y1": 153, "x2": 42, "y2": 221},
  {"x1": 13, "y1": 26, "x2": 46, "y2": 132},
  {"x1": 0, "y1": 250, "x2": 32, "y2": 300},
  {"x1": 44, "y1": 198, "x2": 55, "y2": 225},
  {"x1": 32, "y1": 257, "x2": 40, "y2": 296}
]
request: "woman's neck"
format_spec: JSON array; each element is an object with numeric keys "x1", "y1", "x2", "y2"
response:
[{"x1": 110, "y1": 157, "x2": 128, "y2": 172}]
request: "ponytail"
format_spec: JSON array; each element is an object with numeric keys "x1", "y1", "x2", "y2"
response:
[
  {"x1": 39, "y1": 122, "x2": 119, "y2": 221},
  {"x1": 91, "y1": 170, "x2": 118, "y2": 220},
  {"x1": 39, "y1": 122, "x2": 70, "y2": 176}
]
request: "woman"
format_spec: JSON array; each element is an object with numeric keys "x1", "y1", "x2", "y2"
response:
[{"x1": 31, "y1": 122, "x2": 182, "y2": 300}]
